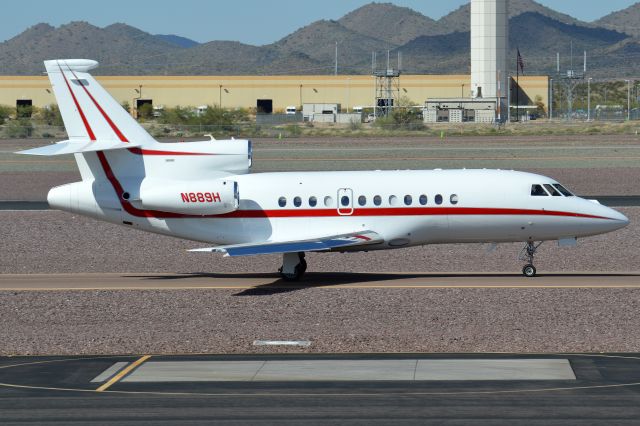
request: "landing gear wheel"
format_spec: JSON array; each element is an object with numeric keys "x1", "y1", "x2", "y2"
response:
[
  {"x1": 280, "y1": 265, "x2": 303, "y2": 281},
  {"x1": 279, "y1": 252, "x2": 307, "y2": 281},
  {"x1": 522, "y1": 264, "x2": 536, "y2": 277}
]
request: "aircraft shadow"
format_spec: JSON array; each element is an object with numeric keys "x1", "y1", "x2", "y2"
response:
[{"x1": 127, "y1": 272, "x2": 640, "y2": 297}]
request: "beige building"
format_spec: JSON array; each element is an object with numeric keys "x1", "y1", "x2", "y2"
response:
[{"x1": 0, "y1": 74, "x2": 549, "y2": 115}]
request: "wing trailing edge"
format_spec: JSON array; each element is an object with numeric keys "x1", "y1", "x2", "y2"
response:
[{"x1": 190, "y1": 230, "x2": 383, "y2": 257}]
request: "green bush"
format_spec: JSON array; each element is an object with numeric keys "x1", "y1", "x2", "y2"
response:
[
  {"x1": 0, "y1": 105, "x2": 12, "y2": 125},
  {"x1": 40, "y1": 105, "x2": 63, "y2": 126},
  {"x1": 137, "y1": 103, "x2": 154, "y2": 120},
  {"x1": 5, "y1": 119, "x2": 34, "y2": 138},
  {"x1": 16, "y1": 105, "x2": 33, "y2": 118}
]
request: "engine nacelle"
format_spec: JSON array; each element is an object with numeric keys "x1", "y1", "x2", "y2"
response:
[{"x1": 139, "y1": 178, "x2": 239, "y2": 215}]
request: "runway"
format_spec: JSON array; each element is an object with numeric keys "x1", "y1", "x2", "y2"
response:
[
  {"x1": 1, "y1": 353, "x2": 640, "y2": 424},
  {"x1": 2, "y1": 272, "x2": 640, "y2": 290}
]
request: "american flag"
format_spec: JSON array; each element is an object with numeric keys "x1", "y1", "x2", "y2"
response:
[{"x1": 517, "y1": 49, "x2": 525, "y2": 74}]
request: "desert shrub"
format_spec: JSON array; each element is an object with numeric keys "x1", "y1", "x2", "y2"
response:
[
  {"x1": 0, "y1": 105, "x2": 12, "y2": 125},
  {"x1": 5, "y1": 119, "x2": 33, "y2": 138},
  {"x1": 40, "y1": 105, "x2": 63, "y2": 126}
]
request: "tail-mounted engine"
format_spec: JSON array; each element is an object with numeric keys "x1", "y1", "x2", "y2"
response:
[{"x1": 139, "y1": 178, "x2": 239, "y2": 215}]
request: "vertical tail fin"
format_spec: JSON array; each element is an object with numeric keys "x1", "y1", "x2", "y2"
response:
[{"x1": 44, "y1": 59, "x2": 155, "y2": 145}]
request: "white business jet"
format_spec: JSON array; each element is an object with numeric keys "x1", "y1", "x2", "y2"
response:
[{"x1": 20, "y1": 59, "x2": 629, "y2": 280}]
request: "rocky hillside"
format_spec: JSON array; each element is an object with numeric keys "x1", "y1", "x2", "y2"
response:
[
  {"x1": 0, "y1": 2, "x2": 638, "y2": 77},
  {"x1": 595, "y1": 3, "x2": 640, "y2": 37}
]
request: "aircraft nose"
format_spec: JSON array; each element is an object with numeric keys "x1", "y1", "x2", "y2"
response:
[
  {"x1": 602, "y1": 205, "x2": 629, "y2": 230},
  {"x1": 613, "y1": 210, "x2": 629, "y2": 227}
]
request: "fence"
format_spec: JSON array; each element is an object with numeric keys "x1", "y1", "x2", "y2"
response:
[{"x1": 548, "y1": 108, "x2": 640, "y2": 122}]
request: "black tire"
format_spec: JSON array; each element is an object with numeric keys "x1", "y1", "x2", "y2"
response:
[
  {"x1": 522, "y1": 264, "x2": 537, "y2": 277},
  {"x1": 280, "y1": 264, "x2": 302, "y2": 281}
]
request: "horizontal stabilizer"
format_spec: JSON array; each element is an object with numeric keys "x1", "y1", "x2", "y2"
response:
[
  {"x1": 16, "y1": 139, "x2": 142, "y2": 156},
  {"x1": 190, "y1": 230, "x2": 383, "y2": 257}
]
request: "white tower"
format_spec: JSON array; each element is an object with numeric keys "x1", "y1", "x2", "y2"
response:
[{"x1": 470, "y1": 0, "x2": 508, "y2": 100}]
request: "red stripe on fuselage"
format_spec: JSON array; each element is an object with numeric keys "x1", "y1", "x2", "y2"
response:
[
  {"x1": 95, "y1": 153, "x2": 614, "y2": 221},
  {"x1": 58, "y1": 64, "x2": 96, "y2": 141},
  {"x1": 127, "y1": 147, "x2": 216, "y2": 156},
  {"x1": 69, "y1": 69, "x2": 129, "y2": 142}
]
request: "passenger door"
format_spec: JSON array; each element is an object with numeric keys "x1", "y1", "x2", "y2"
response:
[{"x1": 337, "y1": 188, "x2": 354, "y2": 216}]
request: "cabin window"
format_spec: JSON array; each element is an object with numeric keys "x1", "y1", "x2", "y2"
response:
[
  {"x1": 435, "y1": 194, "x2": 443, "y2": 205},
  {"x1": 340, "y1": 196, "x2": 350, "y2": 207},
  {"x1": 309, "y1": 196, "x2": 318, "y2": 207},
  {"x1": 553, "y1": 184, "x2": 574, "y2": 197},
  {"x1": 450, "y1": 194, "x2": 459, "y2": 205},
  {"x1": 389, "y1": 195, "x2": 399, "y2": 206},
  {"x1": 324, "y1": 196, "x2": 333, "y2": 207},
  {"x1": 404, "y1": 195, "x2": 413, "y2": 206},
  {"x1": 531, "y1": 184, "x2": 548, "y2": 196},
  {"x1": 293, "y1": 196, "x2": 302, "y2": 207},
  {"x1": 419, "y1": 194, "x2": 428, "y2": 205},
  {"x1": 358, "y1": 195, "x2": 367, "y2": 206},
  {"x1": 373, "y1": 195, "x2": 382, "y2": 206},
  {"x1": 278, "y1": 196, "x2": 287, "y2": 207},
  {"x1": 543, "y1": 184, "x2": 561, "y2": 196}
]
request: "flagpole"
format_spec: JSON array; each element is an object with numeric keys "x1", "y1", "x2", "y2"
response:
[{"x1": 516, "y1": 49, "x2": 519, "y2": 122}]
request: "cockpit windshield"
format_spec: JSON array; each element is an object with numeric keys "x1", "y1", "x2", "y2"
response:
[
  {"x1": 552, "y1": 183, "x2": 574, "y2": 196},
  {"x1": 531, "y1": 184, "x2": 548, "y2": 196},
  {"x1": 531, "y1": 183, "x2": 575, "y2": 197},
  {"x1": 543, "y1": 184, "x2": 562, "y2": 196}
]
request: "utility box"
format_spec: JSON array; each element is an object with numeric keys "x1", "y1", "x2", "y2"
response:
[
  {"x1": 475, "y1": 110, "x2": 495, "y2": 123},
  {"x1": 449, "y1": 109, "x2": 463, "y2": 123},
  {"x1": 423, "y1": 109, "x2": 437, "y2": 123},
  {"x1": 336, "y1": 113, "x2": 362, "y2": 124},
  {"x1": 303, "y1": 103, "x2": 341, "y2": 120}
]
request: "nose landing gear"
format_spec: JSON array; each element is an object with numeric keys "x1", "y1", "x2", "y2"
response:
[
  {"x1": 279, "y1": 252, "x2": 307, "y2": 281},
  {"x1": 520, "y1": 241, "x2": 542, "y2": 277}
]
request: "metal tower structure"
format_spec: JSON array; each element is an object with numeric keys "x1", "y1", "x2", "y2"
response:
[
  {"x1": 372, "y1": 51, "x2": 401, "y2": 118},
  {"x1": 555, "y1": 43, "x2": 586, "y2": 121}
]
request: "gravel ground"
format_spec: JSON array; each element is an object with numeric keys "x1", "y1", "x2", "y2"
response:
[{"x1": 0, "y1": 288, "x2": 638, "y2": 355}]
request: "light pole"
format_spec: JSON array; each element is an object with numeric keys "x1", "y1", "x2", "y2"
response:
[
  {"x1": 347, "y1": 78, "x2": 351, "y2": 113},
  {"x1": 549, "y1": 78, "x2": 553, "y2": 120},
  {"x1": 626, "y1": 79, "x2": 631, "y2": 121},
  {"x1": 587, "y1": 78, "x2": 592, "y2": 122}
]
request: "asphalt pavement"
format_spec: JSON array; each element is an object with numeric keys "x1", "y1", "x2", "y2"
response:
[{"x1": 1, "y1": 353, "x2": 639, "y2": 425}]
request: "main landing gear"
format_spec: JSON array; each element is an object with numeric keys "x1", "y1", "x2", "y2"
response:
[
  {"x1": 520, "y1": 241, "x2": 542, "y2": 277},
  {"x1": 279, "y1": 252, "x2": 307, "y2": 281}
]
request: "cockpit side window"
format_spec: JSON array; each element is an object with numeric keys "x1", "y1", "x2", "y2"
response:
[
  {"x1": 543, "y1": 184, "x2": 562, "y2": 196},
  {"x1": 531, "y1": 184, "x2": 548, "y2": 196},
  {"x1": 553, "y1": 184, "x2": 574, "y2": 196}
]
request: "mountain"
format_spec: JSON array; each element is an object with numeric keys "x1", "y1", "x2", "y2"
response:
[
  {"x1": 154, "y1": 34, "x2": 200, "y2": 48},
  {"x1": 437, "y1": 0, "x2": 590, "y2": 34},
  {"x1": 0, "y1": 2, "x2": 637, "y2": 76},
  {"x1": 269, "y1": 19, "x2": 394, "y2": 73},
  {"x1": 338, "y1": 2, "x2": 438, "y2": 45},
  {"x1": 0, "y1": 21, "x2": 181, "y2": 75},
  {"x1": 398, "y1": 12, "x2": 628, "y2": 76},
  {"x1": 594, "y1": 3, "x2": 640, "y2": 37}
]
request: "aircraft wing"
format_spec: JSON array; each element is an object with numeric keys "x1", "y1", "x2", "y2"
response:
[{"x1": 190, "y1": 230, "x2": 383, "y2": 257}]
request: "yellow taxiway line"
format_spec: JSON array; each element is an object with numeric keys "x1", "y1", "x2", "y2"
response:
[
  {"x1": 95, "y1": 355, "x2": 151, "y2": 392},
  {"x1": 2, "y1": 273, "x2": 640, "y2": 291}
]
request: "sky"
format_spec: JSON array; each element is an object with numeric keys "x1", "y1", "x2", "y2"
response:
[{"x1": 1, "y1": 0, "x2": 638, "y2": 45}]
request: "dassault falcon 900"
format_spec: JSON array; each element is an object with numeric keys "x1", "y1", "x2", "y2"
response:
[{"x1": 19, "y1": 59, "x2": 629, "y2": 280}]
